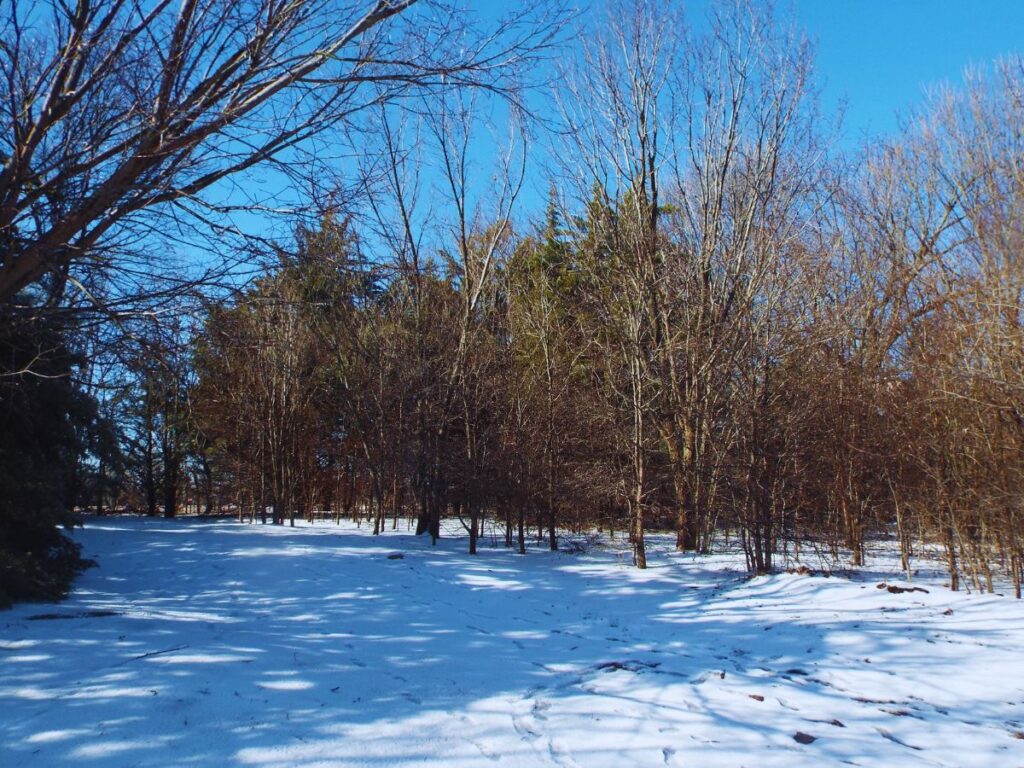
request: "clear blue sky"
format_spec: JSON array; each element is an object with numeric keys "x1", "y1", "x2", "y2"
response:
[
  {"x1": 790, "y1": 0, "x2": 1024, "y2": 143},
  {"x1": 517, "y1": 0, "x2": 1024, "y2": 213},
  {"x1": 212, "y1": 1, "x2": 1024, "y2": 256}
]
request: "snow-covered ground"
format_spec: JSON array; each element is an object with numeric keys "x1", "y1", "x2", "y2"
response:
[{"x1": 2, "y1": 517, "x2": 1023, "y2": 767}]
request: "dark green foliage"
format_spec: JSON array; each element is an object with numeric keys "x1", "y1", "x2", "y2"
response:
[{"x1": 0, "y1": 312, "x2": 97, "y2": 607}]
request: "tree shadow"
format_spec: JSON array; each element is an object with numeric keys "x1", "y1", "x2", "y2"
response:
[{"x1": 1, "y1": 517, "x2": 1020, "y2": 766}]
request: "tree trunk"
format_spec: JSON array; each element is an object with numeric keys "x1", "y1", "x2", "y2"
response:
[
  {"x1": 945, "y1": 524, "x2": 959, "y2": 591},
  {"x1": 95, "y1": 455, "x2": 105, "y2": 515},
  {"x1": 469, "y1": 499, "x2": 478, "y2": 555},
  {"x1": 162, "y1": 452, "x2": 178, "y2": 518},
  {"x1": 546, "y1": 441, "x2": 558, "y2": 551},
  {"x1": 144, "y1": 430, "x2": 158, "y2": 517}
]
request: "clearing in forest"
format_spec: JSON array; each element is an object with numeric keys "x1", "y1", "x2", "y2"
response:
[{"x1": 1, "y1": 517, "x2": 1022, "y2": 767}]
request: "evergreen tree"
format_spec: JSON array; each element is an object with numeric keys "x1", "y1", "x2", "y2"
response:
[{"x1": 0, "y1": 312, "x2": 101, "y2": 605}]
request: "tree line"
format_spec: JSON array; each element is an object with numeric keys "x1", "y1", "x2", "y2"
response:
[{"x1": 3, "y1": 0, "x2": 1024, "y2": 603}]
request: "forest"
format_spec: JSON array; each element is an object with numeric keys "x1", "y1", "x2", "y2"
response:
[{"x1": 3, "y1": 0, "x2": 1024, "y2": 606}]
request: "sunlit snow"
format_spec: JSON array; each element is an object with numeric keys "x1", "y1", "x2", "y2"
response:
[{"x1": 2, "y1": 516, "x2": 1023, "y2": 767}]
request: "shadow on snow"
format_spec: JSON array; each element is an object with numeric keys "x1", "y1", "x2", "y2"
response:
[{"x1": 0, "y1": 517, "x2": 1020, "y2": 767}]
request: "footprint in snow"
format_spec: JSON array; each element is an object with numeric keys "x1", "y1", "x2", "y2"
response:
[
  {"x1": 882, "y1": 708, "x2": 924, "y2": 720},
  {"x1": 470, "y1": 739, "x2": 501, "y2": 762},
  {"x1": 877, "y1": 728, "x2": 922, "y2": 751},
  {"x1": 511, "y1": 713, "x2": 542, "y2": 741},
  {"x1": 807, "y1": 717, "x2": 845, "y2": 728}
]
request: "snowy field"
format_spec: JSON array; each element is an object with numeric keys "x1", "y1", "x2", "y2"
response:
[{"x1": 2, "y1": 517, "x2": 1024, "y2": 767}]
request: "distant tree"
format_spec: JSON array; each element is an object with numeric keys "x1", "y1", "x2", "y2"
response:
[{"x1": 506, "y1": 188, "x2": 582, "y2": 551}]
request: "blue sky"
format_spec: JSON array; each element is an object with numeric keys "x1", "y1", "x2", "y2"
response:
[
  {"x1": 512, "y1": 0, "x2": 1024, "y2": 213},
  {"x1": 791, "y1": 0, "x2": 1024, "y2": 142},
  {"x1": 209, "y1": 1, "x2": 1024, "y2": 262}
]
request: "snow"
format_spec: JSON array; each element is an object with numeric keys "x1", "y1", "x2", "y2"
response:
[{"x1": 2, "y1": 517, "x2": 1023, "y2": 767}]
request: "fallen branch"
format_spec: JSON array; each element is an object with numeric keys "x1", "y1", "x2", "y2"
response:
[{"x1": 115, "y1": 644, "x2": 190, "y2": 666}]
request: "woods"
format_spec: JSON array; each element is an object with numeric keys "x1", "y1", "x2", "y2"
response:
[{"x1": 4, "y1": 0, "x2": 1024, "y2": 604}]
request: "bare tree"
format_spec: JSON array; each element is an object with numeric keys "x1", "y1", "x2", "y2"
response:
[
  {"x1": 555, "y1": 0, "x2": 822, "y2": 565},
  {"x1": 0, "y1": 0, "x2": 563, "y2": 315}
]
